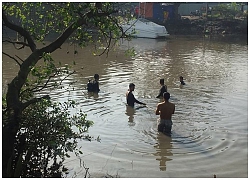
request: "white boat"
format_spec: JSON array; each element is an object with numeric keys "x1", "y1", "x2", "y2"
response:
[{"x1": 121, "y1": 18, "x2": 169, "y2": 39}]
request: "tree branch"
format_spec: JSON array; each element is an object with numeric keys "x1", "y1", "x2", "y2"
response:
[
  {"x1": 41, "y1": 10, "x2": 116, "y2": 54},
  {"x1": 15, "y1": 55, "x2": 24, "y2": 63},
  {"x1": 2, "y1": 52, "x2": 21, "y2": 67},
  {"x1": 20, "y1": 72, "x2": 57, "y2": 97},
  {"x1": 22, "y1": 95, "x2": 50, "y2": 110},
  {"x1": 3, "y1": 40, "x2": 30, "y2": 50},
  {"x1": 110, "y1": 16, "x2": 126, "y2": 38},
  {"x1": 95, "y1": 31, "x2": 111, "y2": 57},
  {"x1": 2, "y1": 11, "x2": 36, "y2": 52},
  {"x1": 59, "y1": 70, "x2": 76, "y2": 85}
]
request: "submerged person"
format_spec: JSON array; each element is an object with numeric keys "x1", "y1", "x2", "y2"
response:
[
  {"x1": 87, "y1": 74, "x2": 100, "y2": 92},
  {"x1": 179, "y1": 76, "x2": 185, "y2": 85},
  {"x1": 126, "y1": 83, "x2": 146, "y2": 107},
  {"x1": 156, "y1": 78, "x2": 167, "y2": 98},
  {"x1": 155, "y1": 92, "x2": 175, "y2": 136}
]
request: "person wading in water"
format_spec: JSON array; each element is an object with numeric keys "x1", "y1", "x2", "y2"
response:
[
  {"x1": 156, "y1": 78, "x2": 167, "y2": 98},
  {"x1": 87, "y1": 74, "x2": 100, "y2": 92},
  {"x1": 155, "y1": 92, "x2": 175, "y2": 136},
  {"x1": 126, "y1": 83, "x2": 146, "y2": 107},
  {"x1": 179, "y1": 76, "x2": 185, "y2": 85}
]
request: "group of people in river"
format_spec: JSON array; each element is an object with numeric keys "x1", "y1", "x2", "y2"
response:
[{"x1": 87, "y1": 74, "x2": 185, "y2": 136}]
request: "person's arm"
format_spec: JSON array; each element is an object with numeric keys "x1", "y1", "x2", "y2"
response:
[
  {"x1": 156, "y1": 86, "x2": 167, "y2": 98},
  {"x1": 156, "y1": 89, "x2": 161, "y2": 98},
  {"x1": 172, "y1": 105, "x2": 175, "y2": 114},
  {"x1": 134, "y1": 98, "x2": 146, "y2": 105},
  {"x1": 97, "y1": 82, "x2": 100, "y2": 91},
  {"x1": 126, "y1": 91, "x2": 131, "y2": 105},
  {"x1": 92, "y1": 80, "x2": 100, "y2": 92},
  {"x1": 156, "y1": 87, "x2": 163, "y2": 98},
  {"x1": 164, "y1": 85, "x2": 167, "y2": 93},
  {"x1": 155, "y1": 104, "x2": 160, "y2": 115},
  {"x1": 133, "y1": 94, "x2": 146, "y2": 105}
]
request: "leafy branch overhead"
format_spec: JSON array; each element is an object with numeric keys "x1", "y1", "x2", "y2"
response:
[{"x1": 3, "y1": 3, "x2": 123, "y2": 54}]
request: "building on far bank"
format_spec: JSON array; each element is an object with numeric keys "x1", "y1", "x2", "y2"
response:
[
  {"x1": 137, "y1": 2, "x2": 176, "y2": 23},
  {"x1": 135, "y1": 2, "x2": 248, "y2": 23}
]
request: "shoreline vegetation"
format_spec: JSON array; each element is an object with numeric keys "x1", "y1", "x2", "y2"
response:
[{"x1": 158, "y1": 16, "x2": 248, "y2": 36}]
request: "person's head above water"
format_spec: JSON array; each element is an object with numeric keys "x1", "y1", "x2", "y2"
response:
[
  {"x1": 163, "y1": 92, "x2": 170, "y2": 101},
  {"x1": 94, "y1": 74, "x2": 99, "y2": 80},
  {"x1": 129, "y1": 83, "x2": 135, "y2": 88},
  {"x1": 160, "y1": 79, "x2": 164, "y2": 85},
  {"x1": 129, "y1": 83, "x2": 135, "y2": 91}
]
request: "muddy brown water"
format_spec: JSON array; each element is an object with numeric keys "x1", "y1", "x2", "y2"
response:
[{"x1": 2, "y1": 35, "x2": 248, "y2": 178}]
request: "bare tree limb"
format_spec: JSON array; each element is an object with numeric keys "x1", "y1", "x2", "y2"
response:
[
  {"x1": 41, "y1": 9, "x2": 116, "y2": 54},
  {"x1": 59, "y1": 70, "x2": 76, "y2": 85},
  {"x1": 109, "y1": 16, "x2": 127, "y2": 38},
  {"x1": 20, "y1": 72, "x2": 57, "y2": 97},
  {"x1": 15, "y1": 55, "x2": 24, "y2": 63},
  {"x1": 96, "y1": 31, "x2": 111, "y2": 57},
  {"x1": 2, "y1": 52, "x2": 21, "y2": 67},
  {"x1": 22, "y1": 95, "x2": 50, "y2": 110},
  {"x1": 3, "y1": 40, "x2": 30, "y2": 50},
  {"x1": 2, "y1": 11, "x2": 36, "y2": 52},
  {"x1": 21, "y1": 69, "x2": 76, "y2": 97}
]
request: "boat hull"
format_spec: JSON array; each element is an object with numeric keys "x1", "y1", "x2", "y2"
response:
[{"x1": 121, "y1": 18, "x2": 169, "y2": 39}]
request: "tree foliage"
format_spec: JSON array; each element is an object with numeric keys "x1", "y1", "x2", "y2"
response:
[
  {"x1": 212, "y1": 2, "x2": 242, "y2": 19},
  {"x1": 3, "y1": 97, "x2": 93, "y2": 177},
  {"x1": 2, "y1": 2, "x2": 127, "y2": 177}
]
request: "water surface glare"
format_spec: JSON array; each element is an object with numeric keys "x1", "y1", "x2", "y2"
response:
[{"x1": 2, "y1": 35, "x2": 248, "y2": 178}]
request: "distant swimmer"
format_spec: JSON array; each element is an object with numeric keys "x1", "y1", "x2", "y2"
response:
[
  {"x1": 155, "y1": 92, "x2": 175, "y2": 136},
  {"x1": 87, "y1": 74, "x2": 100, "y2": 92},
  {"x1": 180, "y1": 76, "x2": 185, "y2": 85},
  {"x1": 126, "y1": 83, "x2": 146, "y2": 107},
  {"x1": 156, "y1": 78, "x2": 167, "y2": 98}
]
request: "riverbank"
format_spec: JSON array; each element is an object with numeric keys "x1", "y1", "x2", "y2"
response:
[{"x1": 162, "y1": 16, "x2": 248, "y2": 35}]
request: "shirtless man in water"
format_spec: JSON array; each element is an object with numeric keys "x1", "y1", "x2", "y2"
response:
[{"x1": 155, "y1": 92, "x2": 175, "y2": 135}]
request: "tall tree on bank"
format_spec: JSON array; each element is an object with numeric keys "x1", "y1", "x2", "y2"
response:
[{"x1": 2, "y1": 2, "x2": 127, "y2": 177}]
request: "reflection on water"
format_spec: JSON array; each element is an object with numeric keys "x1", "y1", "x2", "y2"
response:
[
  {"x1": 87, "y1": 92, "x2": 99, "y2": 99},
  {"x1": 154, "y1": 133, "x2": 173, "y2": 171},
  {"x1": 125, "y1": 105, "x2": 147, "y2": 124},
  {"x1": 125, "y1": 105, "x2": 135, "y2": 124},
  {"x1": 2, "y1": 35, "x2": 248, "y2": 178}
]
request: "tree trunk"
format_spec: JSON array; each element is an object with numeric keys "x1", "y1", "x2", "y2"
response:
[
  {"x1": 2, "y1": 50, "x2": 42, "y2": 177},
  {"x1": 2, "y1": 113, "x2": 20, "y2": 177}
]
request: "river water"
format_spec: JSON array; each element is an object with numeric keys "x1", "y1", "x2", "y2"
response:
[{"x1": 2, "y1": 35, "x2": 248, "y2": 178}]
